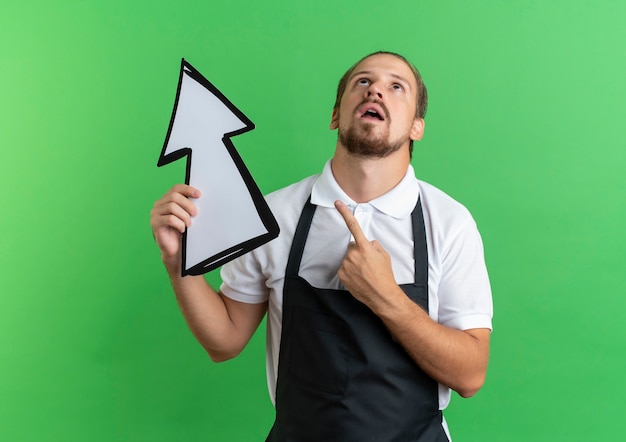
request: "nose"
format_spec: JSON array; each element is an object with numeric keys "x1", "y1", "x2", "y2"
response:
[{"x1": 366, "y1": 81, "x2": 383, "y2": 100}]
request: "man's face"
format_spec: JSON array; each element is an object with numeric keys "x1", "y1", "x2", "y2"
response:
[{"x1": 330, "y1": 53, "x2": 424, "y2": 158}]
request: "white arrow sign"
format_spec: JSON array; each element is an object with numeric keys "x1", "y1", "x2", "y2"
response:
[{"x1": 158, "y1": 59, "x2": 279, "y2": 276}]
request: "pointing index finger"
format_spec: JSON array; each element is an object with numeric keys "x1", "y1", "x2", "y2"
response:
[{"x1": 334, "y1": 200, "x2": 370, "y2": 246}]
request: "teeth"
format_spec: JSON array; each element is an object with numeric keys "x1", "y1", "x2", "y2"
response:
[{"x1": 363, "y1": 109, "x2": 381, "y2": 119}]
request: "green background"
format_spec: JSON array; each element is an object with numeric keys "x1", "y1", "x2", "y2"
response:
[{"x1": 2, "y1": 0, "x2": 624, "y2": 440}]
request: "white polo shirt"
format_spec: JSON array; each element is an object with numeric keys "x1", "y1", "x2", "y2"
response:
[{"x1": 220, "y1": 160, "x2": 493, "y2": 410}]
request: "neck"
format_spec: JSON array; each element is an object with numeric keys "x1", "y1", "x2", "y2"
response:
[{"x1": 331, "y1": 145, "x2": 411, "y2": 203}]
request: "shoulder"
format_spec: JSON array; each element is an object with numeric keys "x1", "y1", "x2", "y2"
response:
[
  {"x1": 418, "y1": 180, "x2": 474, "y2": 225},
  {"x1": 265, "y1": 174, "x2": 319, "y2": 221},
  {"x1": 416, "y1": 179, "x2": 483, "y2": 252},
  {"x1": 250, "y1": 174, "x2": 320, "y2": 260}
]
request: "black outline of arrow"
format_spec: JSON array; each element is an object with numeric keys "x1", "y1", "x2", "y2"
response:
[{"x1": 158, "y1": 59, "x2": 279, "y2": 276}]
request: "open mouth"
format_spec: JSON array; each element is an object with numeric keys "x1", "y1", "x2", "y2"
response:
[
  {"x1": 362, "y1": 109, "x2": 384, "y2": 120},
  {"x1": 359, "y1": 102, "x2": 386, "y2": 121}
]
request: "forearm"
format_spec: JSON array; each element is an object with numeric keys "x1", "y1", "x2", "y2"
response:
[
  {"x1": 164, "y1": 257, "x2": 261, "y2": 362},
  {"x1": 373, "y1": 288, "x2": 490, "y2": 398}
]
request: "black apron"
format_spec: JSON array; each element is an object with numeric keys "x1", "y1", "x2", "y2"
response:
[{"x1": 266, "y1": 197, "x2": 449, "y2": 442}]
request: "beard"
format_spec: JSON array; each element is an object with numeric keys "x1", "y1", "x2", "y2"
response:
[{"x1": 338, "y1": 121, "x2": 405, "y2": 159}]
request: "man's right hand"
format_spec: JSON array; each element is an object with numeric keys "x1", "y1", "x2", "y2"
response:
[
  {"x1": 150, "y1": 184, "x2": 267, "y2": 362},
  {"x1": 150, "y1": 184, "x2": 201, "y2": 263}
]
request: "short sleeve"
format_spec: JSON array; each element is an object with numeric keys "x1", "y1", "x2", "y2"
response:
[
  {"x1": 437, "y1": 218, "x2": 493, "y2": 331},
  {"x1": 220, "y1": 251, "x2": 270, "y2": 304}
]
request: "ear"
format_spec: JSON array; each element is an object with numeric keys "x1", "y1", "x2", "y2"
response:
[
  {"x1": 410, "y1": 118, "x2": 425, "y2": 141},
  {"x1": 330, "y1": 108, "x2": 339, "y2": 130}
]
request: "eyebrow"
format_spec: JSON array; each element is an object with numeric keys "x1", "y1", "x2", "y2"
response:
[{"x1": 350, "y1": 70, "x2": 412, "y2": 90}]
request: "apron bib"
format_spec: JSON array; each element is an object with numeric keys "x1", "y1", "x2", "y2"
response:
[{"x1": 266, "y1": 197, "x2": 448, "y2": 442}]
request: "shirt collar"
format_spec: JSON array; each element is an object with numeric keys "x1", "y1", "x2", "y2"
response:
[{"x1": 311, "y1": 159, "x2": 419, "y2": 219}]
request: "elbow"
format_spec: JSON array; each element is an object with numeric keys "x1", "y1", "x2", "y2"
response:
[
  {"x1": 194, "y1": 333, "x2": 245, "y2": 363},
  {"x1": 208, "y1": 353, "x2": 233, "y2": 363},
  {"x1": 454, "y1": 372, "x2": 486, "y2": 398},
  {"x1": 206, "y1": 347, "x2": 241, "y2": 363},
  {"x1": 456, "y1": 385, "x2": 480, "y2": 399}
]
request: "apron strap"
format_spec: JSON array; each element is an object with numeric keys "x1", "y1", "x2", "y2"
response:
[
  {"x1": 285, "y1": 196, "x2": 316, "y2": 278},
  {"x1": 412, "y1": 197, "x2": 428, "y2": 290}
]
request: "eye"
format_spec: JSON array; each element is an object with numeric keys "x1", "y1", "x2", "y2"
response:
[
  {"x1": 356, "y1": 78, "x2": 370, "y2": 86},
  {"x1": 391, "y1": 83, "x2": 404, "y2": 92}
]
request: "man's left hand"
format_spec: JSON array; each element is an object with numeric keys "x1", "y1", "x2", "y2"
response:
[{"x1": 334, "y1": 200, "x2": 404, "y2": 310}]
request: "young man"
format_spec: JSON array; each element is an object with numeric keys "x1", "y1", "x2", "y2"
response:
[{"x1": 150, "y1": 51, "x2": 493, "y2": 441}]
